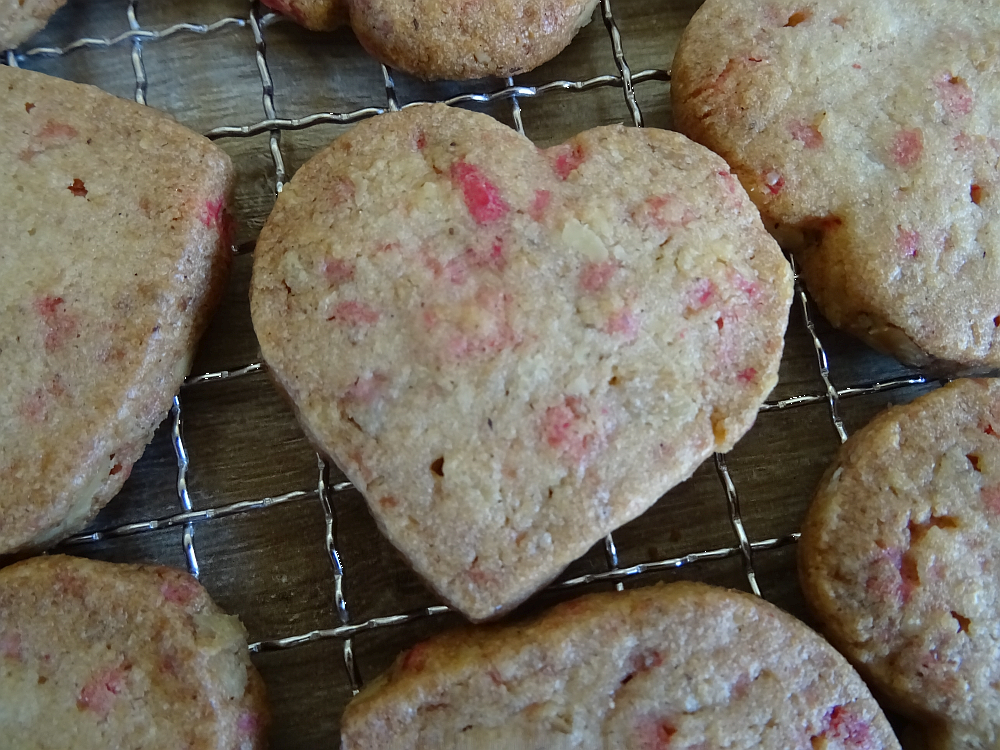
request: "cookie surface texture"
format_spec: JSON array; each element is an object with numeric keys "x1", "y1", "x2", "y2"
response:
[
  {"x1": 250, "y1": 104, "x2": 792, "y2": 621},
  {"x1": 0, "y1": 555, "x2": 268, "y2": 750},
  {"x1": 340, "y1": 582, "x2": 900, "y2": 749},
  {"x1": 672, "y1": 0, "x2": 1000, "y2": 374},
  {"x1": 800, "y1": 378, "x2": 1000, "y2": 749},
  {"x1": 0, "y1": 0, "x2": 66, "y2": 49},
  {"x1": 0, "y1": 66, "x2": 233, "y2": 553},
  {"x1": 259, "y1": 0, "x2": 347, "y2": 31},
  {"x1": 347, "y1": 0, "x2": 599, "y2": 80}
]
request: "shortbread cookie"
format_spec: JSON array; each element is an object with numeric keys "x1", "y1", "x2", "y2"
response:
[
  {"x1": 250, "y1": 104, "x2": 793, "y2": 620},
  {"x1": 0, "y1": 555, "x2": 268, "y2": 749},
  {"x1": 341, "y1": 582, "x2": 900, "y2": 749},
  {"x1": 260, "y1": 0, "x2": 596, "y2": 80},
  {"x1": 672, "y1": 0, "x2": 1000, "y2": 374},
  {"x1": 260, "y1": 0, "x2": 347, "y2": 32},
  {"x1": 0, "y1": 0, "x2": 66, "y2": 49},
  {"x1": 0, "y1": 66, "x2": 233, "y2": 554},
  {"x1": 348, "y1": 0, "x2": 599, "y2": 80},
  {"x1": 800, "y1": 378, "x2": 1000, "y2": 749}
]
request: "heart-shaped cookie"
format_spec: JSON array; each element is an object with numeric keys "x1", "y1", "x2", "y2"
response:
[{"x1": 250, "y1": 104, "x2": 792, "y2": 620}]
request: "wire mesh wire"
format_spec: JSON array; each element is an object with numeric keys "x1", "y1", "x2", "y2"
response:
[{"x1": 5, "y1": 0, "x2": 936, "y2": 745}]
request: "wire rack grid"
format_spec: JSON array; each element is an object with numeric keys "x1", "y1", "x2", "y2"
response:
[{"x1": 5, "y1": 0, "x2": 935, "y2": 746}]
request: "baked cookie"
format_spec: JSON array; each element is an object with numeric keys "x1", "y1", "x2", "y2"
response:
[
  {"x1": 0, "y1": 66, "x2": 233, "y2": 554},
  {"x1": 0, "y1": 0, "x2": 66, "y2": 49},
  {"x1": 260, "y1": 0, "x2": 348, "y2": 32},
  {"x1": 0, "y1": 555, "x2": 268, "y2": 749},
  {"x1": 672, "y1": 0, "x2": 1000, "y2": 374},
  {"x1": 347, "y1": 0, "x2": 599, "y2": 80},
  {"x1": 250, "y1": 103, "x2": 793, "y2": 620},
  {"x1": 800, "y1": 378, "x2": 1000, "y2": 749},
  {"x1": 341, "y1": 582, "x2": 900, "y2": 749},
  {"x1": 261, "y1": 0, "x2": 597, "y2": 80}
]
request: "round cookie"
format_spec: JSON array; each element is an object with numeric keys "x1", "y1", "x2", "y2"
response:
[
  {"x1": 799, "y1": 378, "x2": 1000, "y2": 749},
  {"x1": 0, "y1": 555, "x2": 268, "y2": 749},
  {"x1": 0, "y1": 0, "x2": 66, "y2": 49},
  {"x1": 260, "y1": 0, "x2": 348, "y2": 32},
  {"x1": 347, "y1": 0, "x2": 599, "y2": 80},
  {"x1": 671, "y1": 0, "x2": 1000, "y2": 374},
  {"x1": 250, "y1": 103, "x2": 793, "y2": 621},
  {"x1": 0, "y1": 66, "x2": 233, "y2": 554},
  {"x1": 260, "y1": 0, "x2": 597, "y2": 80},
  {"x1": 341, "y1": 582, "x2": 901, "y2": 749}
]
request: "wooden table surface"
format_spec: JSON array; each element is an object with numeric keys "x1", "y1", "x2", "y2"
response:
[{"x1": 7, "y1": 1, "x2": 931, "y2": 746}]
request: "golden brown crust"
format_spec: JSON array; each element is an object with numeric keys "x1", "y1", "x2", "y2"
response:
[
  {"x1": 260, "y1": 0, "x2": 348, "y2": 31},
  {"x1": 0, "y1": 66, "x2": 234, "y2": 554},
  {"x1": 800, "y1": 378, "x2": 1000, "y2": 748},
  {"x1": 0, "y1": 555, "x2": 268, "y2": 749},
  {"x1": 341, "y1": 582, "x2": 900, "y2": 749}
]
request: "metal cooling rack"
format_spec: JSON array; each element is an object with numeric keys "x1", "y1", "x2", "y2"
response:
[{"x1": 4, "y1": 1, "x2": 934, "y2": 746}]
